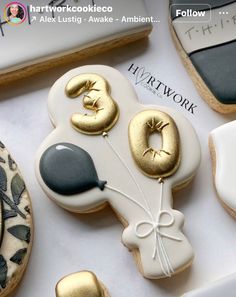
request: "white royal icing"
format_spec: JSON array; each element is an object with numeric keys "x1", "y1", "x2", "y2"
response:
[
  {"x1": 35, "y1": 65, "x2": 201, "y2": 279},
  {"x1": 0, "y1": 0, "x2": 151, "y2": 74},
  {"x1": 172, "y1": 3, "x2": 236, "y2": 54},
  {"x1": 210, "y1": 120, "x2": 236, "y2": 212},
  {"x1": 183, "y1": 273, "x2": 236, "y2": 297}
]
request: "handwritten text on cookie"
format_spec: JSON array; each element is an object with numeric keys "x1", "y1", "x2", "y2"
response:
[{"x1": 185, "y1": 16, "x2": 236, "y2": 40}]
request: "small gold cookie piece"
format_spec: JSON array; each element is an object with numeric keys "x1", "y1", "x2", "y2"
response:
[{"x1": 56, "y1": 271, "x2": 108, "y2": 297}]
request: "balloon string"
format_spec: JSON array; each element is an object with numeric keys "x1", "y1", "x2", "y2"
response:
[
  {"x1": 107, "y1": 183, "x2": 174, "y2": 276},
  {"x1": 103, "y1": 133, "x2": 180, "y2": 277},
  {"x1": 157, "y1": 179, "x2": 164, "y2": 221},
  {"x1": 106, "y1": 182, "x2": 181, "y2": 278},
  {"x1": 105, "y1": 185, "x2": 152, "y2": 218},
  {"x1": 156, "y1": 181, "x2": 175, "y2": 276},
  {"x1": 102, "y1": 133, "x2": 153, "y2": 218}
]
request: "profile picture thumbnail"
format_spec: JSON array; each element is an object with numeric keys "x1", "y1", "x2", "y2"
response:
[{"x1": 4, "y1": 2, "x2": 27, "y2": 25}]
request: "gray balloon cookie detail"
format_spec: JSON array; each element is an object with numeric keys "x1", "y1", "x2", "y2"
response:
[{"x1": 40, "y1": 143, "x2": 107, "y2": 195}]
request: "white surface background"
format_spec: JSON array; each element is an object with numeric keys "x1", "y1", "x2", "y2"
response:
[{"x1": 0, "y1": 1, "x2": 236, "y2": 296}]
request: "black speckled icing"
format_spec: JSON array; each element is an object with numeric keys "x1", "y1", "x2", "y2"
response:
[
  {"x1": 40, "y1": 143, "x2": 107, "y2": 195},
  {"x1": 190, "y1": 41, "x2": 236, "y2": 104},
  {"x1": 170, "y1": 0, "x2": 235, "y2": 20}
]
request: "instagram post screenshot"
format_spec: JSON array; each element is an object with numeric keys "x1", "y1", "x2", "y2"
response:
[{"x1": 0, "y1": 1, "x2": 236, "y2": 297}]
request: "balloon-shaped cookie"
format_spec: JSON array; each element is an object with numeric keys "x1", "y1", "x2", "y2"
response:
[
  {"x1": 35, "y1": 65, "x2": 201, "y2": 279},
  {"x1": 0, "y1": 142, "x2": 32, "y2": 297}
]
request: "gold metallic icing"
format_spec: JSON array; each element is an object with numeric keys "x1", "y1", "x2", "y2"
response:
[
  {"x1": 56, "y1": 271, "x2": 106, "y2": 297},
  {"x1": 129, "y1": 110, "x2": 181, "y2": 178},
  {"x1": 65, "y1": 74, "x2": 119, "y2": 135}
]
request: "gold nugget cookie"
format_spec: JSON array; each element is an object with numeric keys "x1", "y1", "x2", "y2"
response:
[{"x1": 56, "y1": 271, "x2": 110, "y2": 297}]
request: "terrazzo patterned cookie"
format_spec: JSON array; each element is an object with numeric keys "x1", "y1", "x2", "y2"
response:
[
  {"x1": 210, "y1": 121, "x2": 236, "y2": 218},
  {"x1": 56, "y1": 271, "x2": 110, "y2": 297},
  {"x1": 0, "y1": 0, "x2": 152, "y2": 86},
  {"x1": 35, "y1": 65, "x2": 201, "y2": 279},
  {"x1": 182, "y1": 273, "x2": 236, "y2": 297},
  {"x1": 170, "y1": 0, "x2": 236, "y2": 113},
  {"x1": 0, "y1": 142, "x2": 32, "y2": 297}
]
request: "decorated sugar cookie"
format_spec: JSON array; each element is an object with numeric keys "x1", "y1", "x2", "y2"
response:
[
  {"x1": 35, "y1": 65, "x2": 201, "y2": 279},
  {"x1": 210, "y1": 121, "x2": 236, "y2": 218},
  {"x1": 0, "y1": 0, "x2": 152, "y2": 86},
  {"x1": 170, "y1": 0, "x2": 236, "y2": 113},
  {"x1": 182, "y1": 273, "x2": 236, "y2": 297},
  {"x1": 56, "y1": 271, "x2": 110, "y2": 297},
  {"x1": 0, "y1": 142, "x2": 32, "y2": 297}
]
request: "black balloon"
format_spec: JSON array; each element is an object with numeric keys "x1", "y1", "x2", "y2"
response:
[{"x1": 40, "y1": 143, "x2": 107, "y2": 195}]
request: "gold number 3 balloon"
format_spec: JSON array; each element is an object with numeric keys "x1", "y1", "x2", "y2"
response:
[
  {"x1": 35, "y1": 65, "x2": 201, "y2": 279},
  {"x1": 65, "y1": 74, "x2": 119, "y2": 135}
]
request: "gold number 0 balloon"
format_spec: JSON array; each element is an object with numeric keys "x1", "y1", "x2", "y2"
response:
[
  {"x1": 65, "y1": 74, "x2": 119, "y2": 135},
  {"x1": 129, "y1": 110, "x2": 181, "y2": 179}
]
